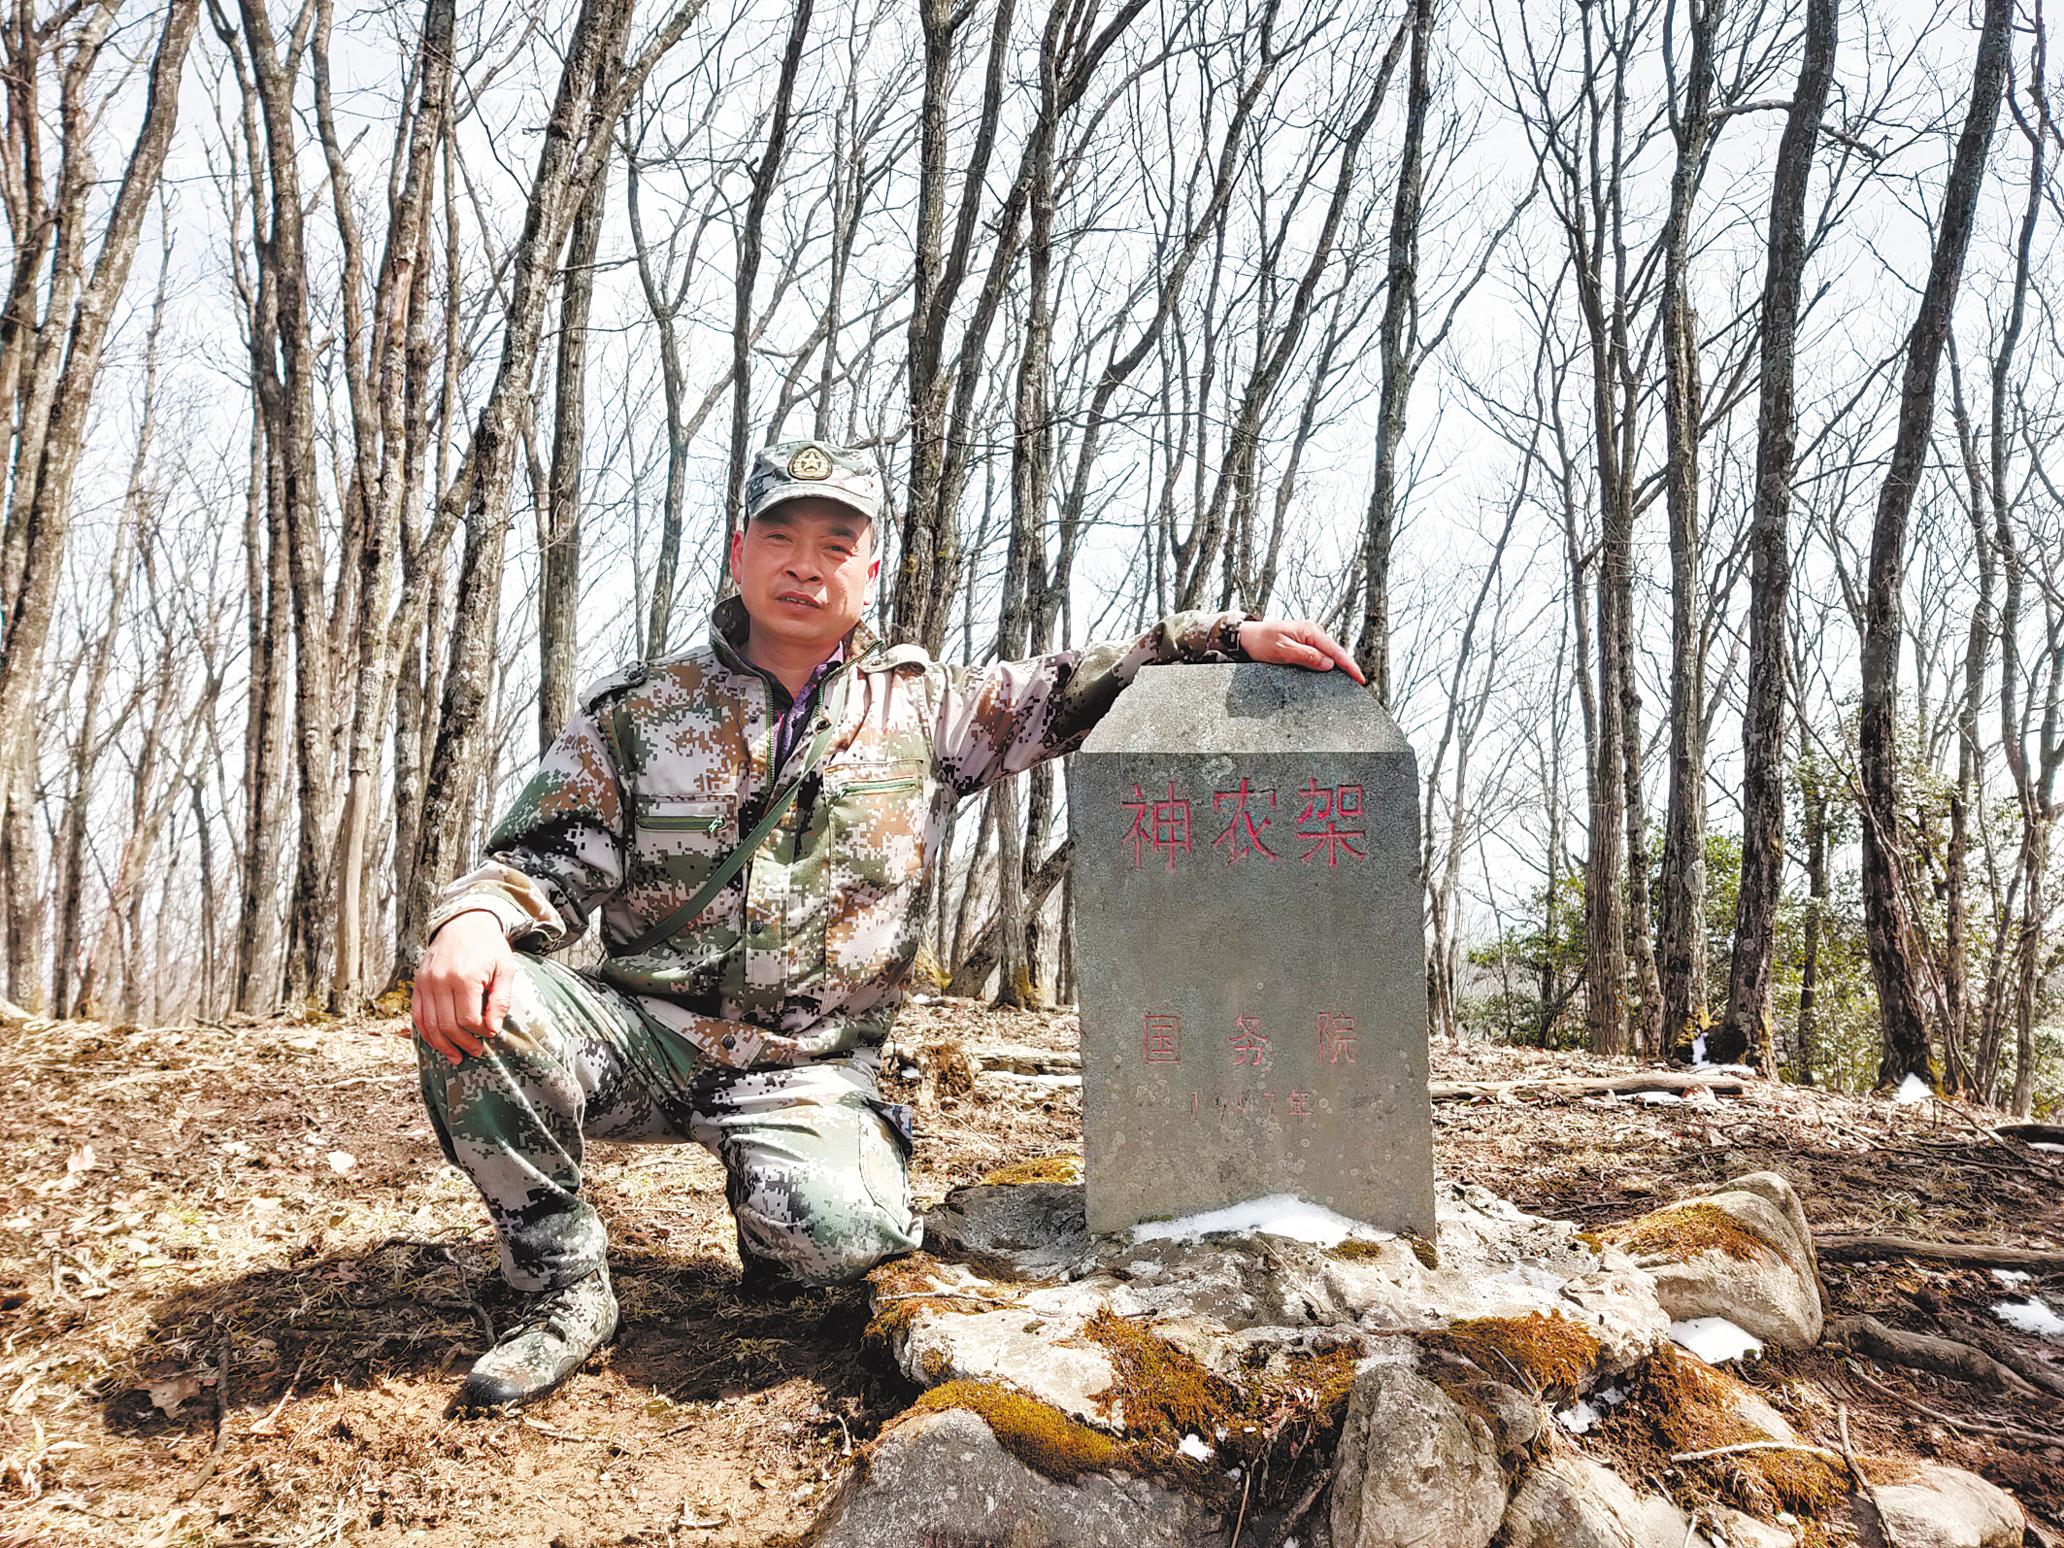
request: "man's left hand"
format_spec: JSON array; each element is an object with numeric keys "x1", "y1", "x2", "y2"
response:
[{"x1": 1237, "y1": 618, "x2": 1367, "y2": 684}]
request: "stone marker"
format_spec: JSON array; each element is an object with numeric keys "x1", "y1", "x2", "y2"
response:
[{"x1": 1067, "y1": 662, "x2": 1434, "y2": 1237}]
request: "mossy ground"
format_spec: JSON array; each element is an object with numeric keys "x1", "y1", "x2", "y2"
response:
[
  {"x1": 977, "y1": 1154, "x2": 1082, "y2": 1185},
  {"x1": 1080, "y1": 1308, "x2": 1359, "y2": 1511},
  {"x1": 900, "y1": 1380, "x2": 1129, "y2": 1482},
  {"x1": 860, "y1": 1250, "x2": 956, "y2": 1350},
  {"x1": 1587, "y1": 1201, "x2": 1772, "y2": 1264},
  {"x1": 1590, "y1": 1345, "x2": 1851, "y2": 1539},
  {"x1": 1419, "y1": 1312, "x2": 1601, "y2": 1399}
]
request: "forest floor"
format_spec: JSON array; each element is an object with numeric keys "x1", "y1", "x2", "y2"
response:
[{"x1": 2, "y1": 998, "x2": 2060, "y2": 1548}]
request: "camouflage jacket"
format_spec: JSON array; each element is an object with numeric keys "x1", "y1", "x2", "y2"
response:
[{"x1": 427, "y1": 595, "x2": 1249, "y2": 1070}]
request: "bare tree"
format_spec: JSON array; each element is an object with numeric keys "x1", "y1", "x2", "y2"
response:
[
  {"x1": 0, "y1": 0, "x2": 203, "y2": 1009},
  {"x1": 1713, "y1": 0, "x2": 1838, "y2": 1066},
  {"x1": 1857, "y1": 0, "x2": 2012, "y2": 1091}
]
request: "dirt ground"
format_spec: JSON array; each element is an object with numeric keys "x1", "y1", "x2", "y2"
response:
[{"x1": 2, "y1": 1002, "x2": 2059, "y2": 1547}]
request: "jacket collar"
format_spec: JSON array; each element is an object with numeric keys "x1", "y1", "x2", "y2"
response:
[{"x1": 710, "y1": 593, "x2": 883, "y2": 678}]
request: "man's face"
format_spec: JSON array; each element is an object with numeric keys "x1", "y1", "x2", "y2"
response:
[{"x1": 729, "y1": 498, "x2": 879, "y2": 652}]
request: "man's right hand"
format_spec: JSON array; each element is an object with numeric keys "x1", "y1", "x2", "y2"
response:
[{"x1": 411, "y1": 910, "x2": 516, "y2": 1066}]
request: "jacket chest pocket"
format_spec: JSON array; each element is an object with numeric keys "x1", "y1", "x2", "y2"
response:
[
  {"x1": 824, "y1": 760, "x2": 929, "y2": 897},
  {"x1": 629, "y1": 794, "x2": 734, "y2": 920}
]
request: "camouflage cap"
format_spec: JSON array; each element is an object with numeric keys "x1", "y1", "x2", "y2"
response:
[{"x1": 745, "y1": 440, "x2": 883, "y2": 526}]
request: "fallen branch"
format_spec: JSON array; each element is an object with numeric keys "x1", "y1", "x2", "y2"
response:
[
  {"x1": 1843, "y1": 1359, "x2": 2064, "y2": 1447},
  {"x1": 1825, "y1": 1314, "x2": 2037, "y2": 1396},
  {"x1": 1950, "y1": 1320, "x2": 2064, "y2": 1398},
  {"x1": 1997, "y1": 1121, "x2": 2064, "y2": 1147},
  {"x1": 967, "y1": 1043, "x2": 1082, "y2": 1075},
  {"x1": 1837, "y1": 1405, "x2": 1896, "y2": 1548},
  {"x1": 1668, "y1": 1440, "x2": 1845, "y2": 1465},
  {"x1": 1430, "y1": 1073, "x2": 1745, "y2": 1103},
  {"x1": 1265, "y1": 1464, "x2": 1334, "y2": 1548},
  {"x1": 1813, "y1": 1234, "x2": 2064, "y2": 1273},
  {"x1": 175, "y1": 1332, "x2": 232, "y2": 1501}
]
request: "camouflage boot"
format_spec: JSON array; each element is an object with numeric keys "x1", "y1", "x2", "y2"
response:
[{"x1": 457, "y1": 1265, "x2": 619, "y2": 1410}]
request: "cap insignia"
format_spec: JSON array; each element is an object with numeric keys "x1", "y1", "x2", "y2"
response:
[{"x1": 788, "y1": 445, "x2": 832, "y2": 480}]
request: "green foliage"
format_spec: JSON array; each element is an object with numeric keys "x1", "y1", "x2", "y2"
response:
[{"x1": 1460, "y1": 719, "x2": 2057, "y2": 1111}]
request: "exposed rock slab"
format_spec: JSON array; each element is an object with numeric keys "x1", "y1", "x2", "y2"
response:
[
  {"x1": 818, "y1": 1174, "x2": 2028, "y2": 1548},
  {"x1": 1868, "y1": 1460, "x2": 2026, "y2": 1548},
  {"x1": 1329, "y1": 1346, "x2": 1508, "y2": 1548},
  {"x1": 807, "y1": 1407, "x2": 1227, "y2": 1548},
  {"x1": 923, "y1": 1181, "x2": 1096, "y2": 1281},
  {"x1": 1603, "y1": 1172, "x2": 1825, "y2": 1349},
  {"x1": 1499, "y1": 1446, "x2": 1707, "y2": 1548}
]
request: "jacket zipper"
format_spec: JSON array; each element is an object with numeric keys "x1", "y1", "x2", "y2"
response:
[
  {"x1": 639, "y1": 812, "x2": 723, "y2": 832},
  {"x1": 841, "y1": 776, "x2": 920, "y2": 796}
]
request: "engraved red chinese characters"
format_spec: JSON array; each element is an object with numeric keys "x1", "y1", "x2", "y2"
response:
[
  {"x1": 1317, "y1": 1012, "x2": 1358, "y2": 1065},
  {"x1": 1228, "y1": 1013, "x2": 1270, "y2": 1067},
  {"x1": 1121, "y1": 780, "x2": 1192, "y2": 871},
  {"x1": 1212, "y1": 778, "x2": 1279, "y2": 863},
  {"x1": 1296, "y1": 778, "x2": 1367, "y2": 866}
]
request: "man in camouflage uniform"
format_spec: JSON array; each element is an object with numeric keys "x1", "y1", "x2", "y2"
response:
[{"x1": 409, "y1": 439, "x2": 1364, "y2": 1408}]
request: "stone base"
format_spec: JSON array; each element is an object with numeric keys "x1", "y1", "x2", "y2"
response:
[{"x1": 813, "y1": 1175, "x2": 2025, "y2": 1548}]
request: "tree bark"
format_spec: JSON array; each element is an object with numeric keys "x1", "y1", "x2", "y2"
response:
[
  {"x1": 1718, "y1": 0, "x2": 1836, "y2": 1068},
  {"x1": 540, "y1": 64, "x2": 607, "y2": 753},
  {"x1": 1656, "y1": 0, "x2": 1720, "y2": 1063},
  {"x1": 1858, "y1": 0, "x2": 2012, "y2": 1092},
  {"x1": 1355, "y1": 0, "x2": 1433, "y2": 704}
]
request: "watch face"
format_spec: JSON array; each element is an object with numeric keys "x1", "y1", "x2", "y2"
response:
[{"x1": 788, "y1": 446, "x2": 832, "y2": 480}]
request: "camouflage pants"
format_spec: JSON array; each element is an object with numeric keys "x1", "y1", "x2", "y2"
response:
[{"x1": 414, "y1": 954, "x2": 922, "y2": 1292}]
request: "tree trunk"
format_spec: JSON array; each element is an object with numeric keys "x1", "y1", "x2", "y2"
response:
[
  {"x1": 1656, "y1": 0, "x2": 1720, "y2": 1062},
  {"x1": 1859, "y1": 0, "x2": 2012, "y2": 1091},
  {"x1": 413, "y1": 0, "x2": 645, "y2": 915},
  {"x1": 723, "y1": 0, "x2": 813, "y2": 543},
  {"x1": 541, "y1": 110, "x2": 606, "y2": 752},
  {"x1": 1355, "y1": 0, "x2": 1433, "y2": 704},
  {"x1": 0, "y1": 0, "x2": 200, "y2": 790},
  {"x1": 1718, "y1": 0, "x2": 1836, "y2": 1069}
]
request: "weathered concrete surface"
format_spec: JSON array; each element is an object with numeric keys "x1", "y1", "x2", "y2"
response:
[
  {"x1": 1068, "y1": 663, "x2": 1433, "y2": 1237},
  {"x1": 807, "y1": 1407, "x2": 1228, "y2": 1548}
]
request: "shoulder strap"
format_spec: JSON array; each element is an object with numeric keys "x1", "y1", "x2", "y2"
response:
[{"x1": 618, "y1": 714, "x2": 839, "y2": 959}]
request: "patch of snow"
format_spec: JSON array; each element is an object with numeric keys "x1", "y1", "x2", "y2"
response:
[
  {"x1": 1636, "y1": 1091, "x2": 1684, "y2": 1105},
  {"x1": 1691, "y1": 1034, "x2": 1709, "y2": 1066},
  {"x1": 1711, "y1": 1063, "x2": 1757, "y2": 1076},
  {"x1": 898, "y1": 1065, "x2": 920, "y2": 1080},
  {"x1": 1894, "y1": 1072, "x2": 1933, "y2": 1105},
  {"x1": 1993, "y1": 1268, "x2": 2032, "y2": 1285},
  {"x1": 1556, "y1": 1400, "x2": 1605, "y2": 1434},
  {"x1": 1993, "y1": 1298, "x2": 2064, "y2": 1338},
  {"x1": 2034, "y1": 1142, "x2": 2064, "y2": 1155},
  {"x1": 1551, "y1": 1382, "x2": 1626, "y2": 1435},
  {"x1": 1126, "y1": 1260, "x2": 1162, "y2": 1277},
  {"x1": 326, "y1": 1150, "x2": 356, "y2": 1175},
  {"x1": 1178, "y1": 1433, "x2": 1213, "y2": 1461},
  {"x1": 1669, "y1": 1316, "x2": 1764, "y2": 1364},
  {"x1": 1130, "y1": 1194, "x2": 1383, "y2": 1248}
]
